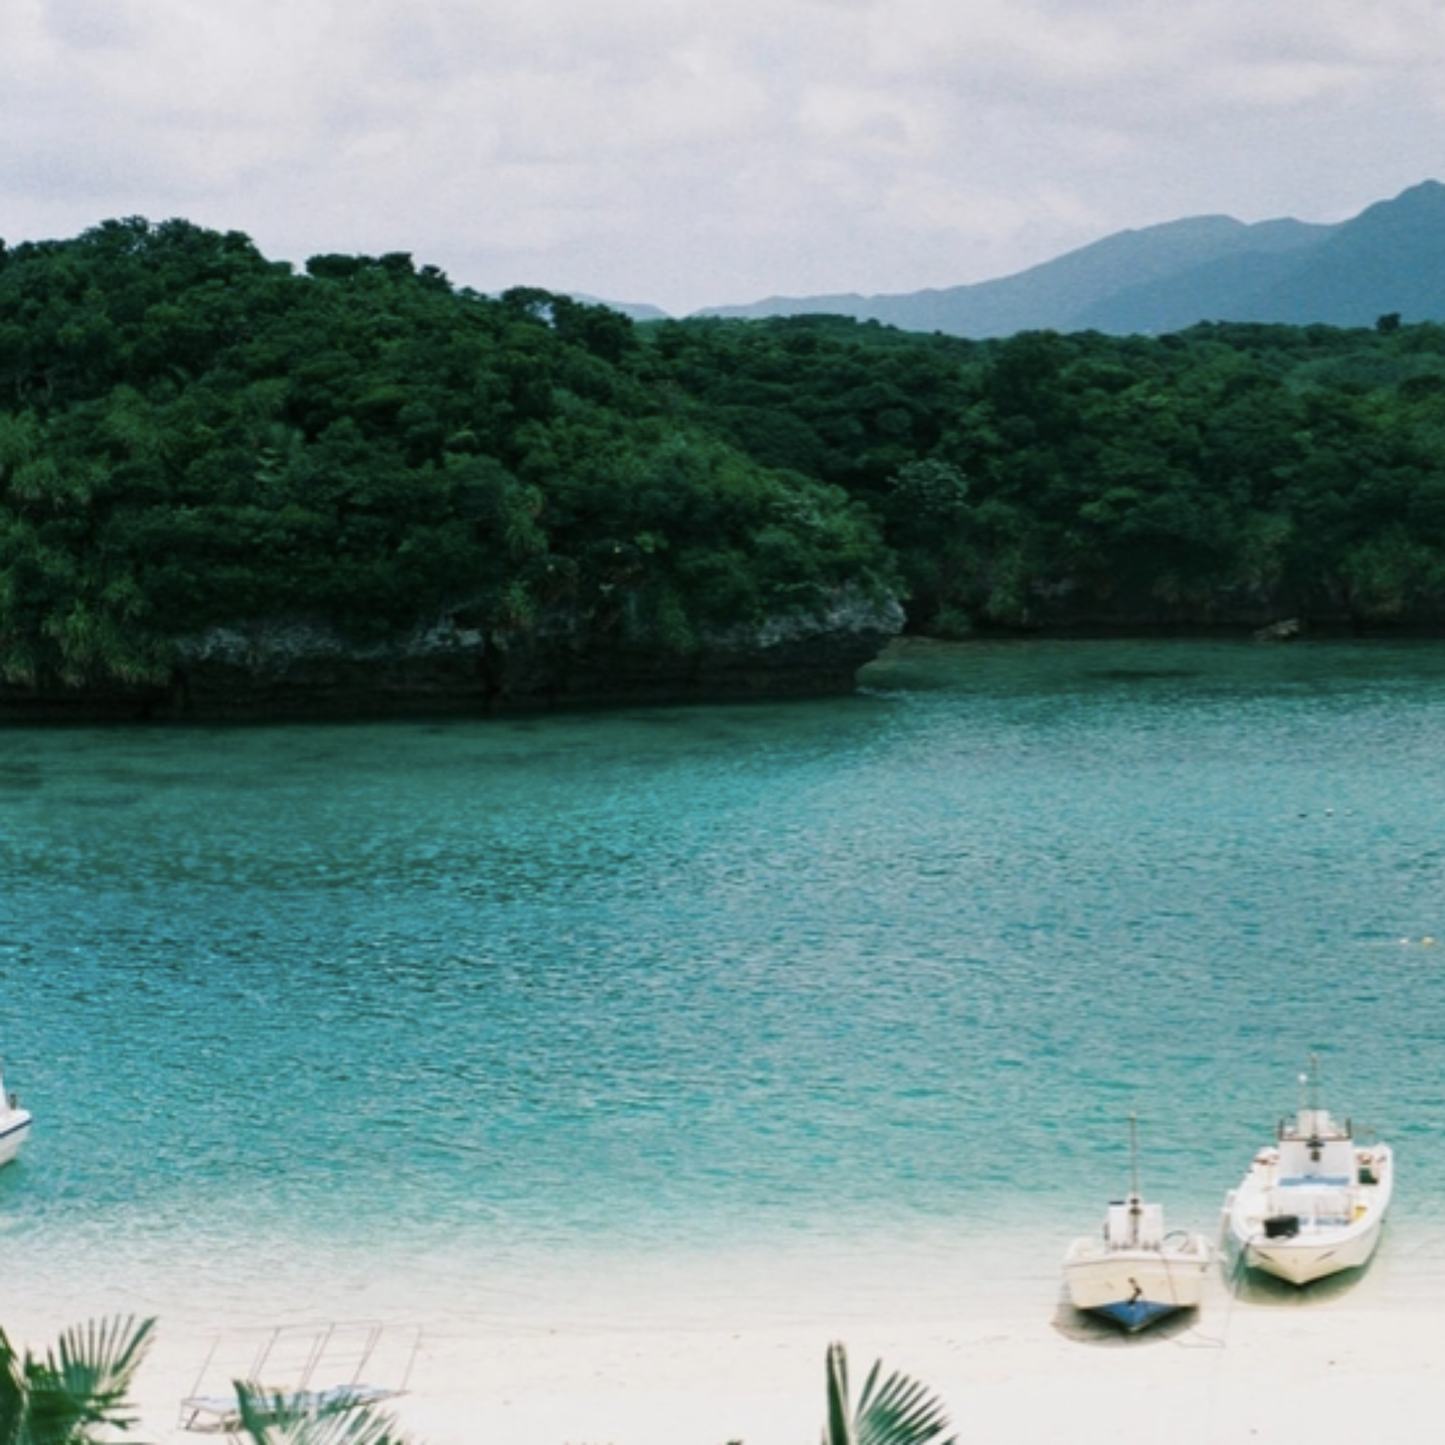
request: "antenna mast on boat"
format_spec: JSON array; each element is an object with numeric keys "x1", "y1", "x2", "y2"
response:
[
  {"x1": 1303, "y1": 1053, "x2": 1324, "y2": 1158},
  {"x1": 1128, "y1": 1111, "x2": 1140, "y2": 1200}
]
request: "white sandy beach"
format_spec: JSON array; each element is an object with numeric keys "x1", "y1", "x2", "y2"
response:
[
  {"x1": 15, "y1": 1243, "x2": 1435, "y2": 1445},
  {"x1": 372, "y1": 1299, "x2": 1445, "y2": 1445}
]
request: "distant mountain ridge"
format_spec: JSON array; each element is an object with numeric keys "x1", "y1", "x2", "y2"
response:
[{"x1": 690, "y1": 181, "x2": 1445, "y2": 337}]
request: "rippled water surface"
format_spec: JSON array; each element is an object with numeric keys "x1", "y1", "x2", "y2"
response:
[{"x1": 4, "y1": 639, "x2": 1445, "y2": 1324}]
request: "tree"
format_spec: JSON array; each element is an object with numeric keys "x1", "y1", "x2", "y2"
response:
[
  {"x1": 0, "y1": 1316, "x2": 154, "y2": 1445},
  {"x1": 822, "y1": 1342, "x2": 956, "y2": 1445}
]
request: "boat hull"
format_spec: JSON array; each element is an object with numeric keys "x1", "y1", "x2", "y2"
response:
[
  {"x1": 1091, "y1": 1297, "x2": 1186, "y2": 1333},
  {"x1": 1240, "y1": 1218, "x2": 1382, "y2": 1286},
  {"x1": 1064, "y1": 1239, "x2": 1211, "y2": 1332},
  {"x1": 0, "y1": 1110, "x2": 31, "y2": 1167}
]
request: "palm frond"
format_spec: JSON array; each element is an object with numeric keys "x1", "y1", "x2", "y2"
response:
[
  {"x1": 48, "y1": 1316, "x2": 156, "y2": 1406},
  {"x1": 233, "y1": 1381, "x2": 411, "y2": 1445},
  {"x1": 853, "y1": 1357, "x2": 956, "y2": 1445},
  {"x1": 823, "y1": 1341, "x2": 854, "y2": 1445},
  {"x1": 823, "y1": 1342, "x2": 956, "y2": 1445},
  {"x1": 0, "y1": 1329, "x2": 26, "y2": 1445},
  {"x1": 0, "y1": 1316, "x2": 155, "y2": 1445}
]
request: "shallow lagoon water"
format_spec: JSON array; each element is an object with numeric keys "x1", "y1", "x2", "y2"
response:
[{"x1": 3, "y1": 638, "x2": 1445, "y2": 1330}]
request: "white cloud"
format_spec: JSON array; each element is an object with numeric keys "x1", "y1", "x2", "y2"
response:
[{"x1": 3, "y1": 0, "x2": 1445, "y2": 311}]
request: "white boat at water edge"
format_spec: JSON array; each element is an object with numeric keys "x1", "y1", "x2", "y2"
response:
[
  {"x1": 1223, "y1": 1057, "x2": 1393, "y2": 1288},
  {"x1": 1063, "y1": 1114, "x2": 1213, "y2": 1333},
  {"x1": 0, "y1": 1058, "x2": 32, "y2": 1167}
]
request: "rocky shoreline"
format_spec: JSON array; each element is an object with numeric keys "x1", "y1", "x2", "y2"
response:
[
  {"x1": 9, "y1": 592, "x2": 1443, "y2": 725},
  {"x1": 0, "y1": 592, "x2": 906, "y2": 723}
]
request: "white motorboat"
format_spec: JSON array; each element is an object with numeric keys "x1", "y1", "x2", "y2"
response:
[
  {"x1": 1064, "y1": 1115, "x2": 1213, "y2": 1332},
  {"x1": 0, "y1": 1058, "x2": 32, "y2": 1167},
  {"x1": 1224, "y1": 1059, "x2": 1392, "y2": 1287}
]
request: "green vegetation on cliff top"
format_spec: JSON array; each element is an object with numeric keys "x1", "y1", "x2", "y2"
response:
[
  {"x1": 0, "y1": 219, "x2": 890, "y2": 689},
  {"x1": 6, "y1": 216, "x2": 1445, "y2": 690}
]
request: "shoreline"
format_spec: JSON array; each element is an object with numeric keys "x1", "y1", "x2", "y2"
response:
[{"x1": 9, "y1": 1239, "x2": 1433, "y2": 1445}]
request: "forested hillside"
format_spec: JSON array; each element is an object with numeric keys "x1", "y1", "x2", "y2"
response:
[
  {"x1": 4, "y1": 218, "x2": 1445, "y2": 715},
  {"x1": 0, "y1": 219, "x2": 891, "y2": 700},
  {"x1": 648, "y1": 313, "x2": 1445, "y2": 635}
]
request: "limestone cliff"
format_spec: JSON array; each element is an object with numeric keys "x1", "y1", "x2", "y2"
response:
[{"x1": 0, "y1": 589, "x2": 905, "y2": 723}]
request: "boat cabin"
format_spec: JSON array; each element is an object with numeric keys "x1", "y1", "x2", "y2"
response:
[
  {"x1": 1277, "y1": 1108, "x2": 1355, "y2": 1185},
  {"x1": 1105, "y1": 1197, "x2": 1165, "y2": 1249}
]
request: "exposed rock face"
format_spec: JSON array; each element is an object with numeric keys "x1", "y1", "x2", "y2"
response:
[
  {"x1": 0, "y1": 590, "x2": 905, "y2": 723},
  {"x1": 1253, "y1": 618, "x2": 1302, "y2": 642}
]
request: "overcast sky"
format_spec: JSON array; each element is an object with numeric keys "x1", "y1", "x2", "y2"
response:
[{"x1": 4, "y1": 0, "x2": 1444, "y2": 315}]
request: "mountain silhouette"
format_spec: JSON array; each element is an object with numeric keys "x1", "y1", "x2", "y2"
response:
[{"x1": 691, "y1": 181, "x2": 1445, "y2": 337}]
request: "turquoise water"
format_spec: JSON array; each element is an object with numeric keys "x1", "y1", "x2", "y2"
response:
[{"x1": 4, "y1": 638, "x2": 1445, "y2": 1327}]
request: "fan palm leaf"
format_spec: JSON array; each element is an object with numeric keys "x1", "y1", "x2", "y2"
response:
[
  {"x1": 0, "y1": 1316, "x2": 155, "y2": 1445},
  {"x1": 823, "y1": 1341, "x2": 956, "y2": 1445},
  {"x1": 232, "y1": 1381, "x2": 412, "y2": 1445}
]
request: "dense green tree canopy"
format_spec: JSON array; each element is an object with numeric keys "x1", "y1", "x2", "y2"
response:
[
  {"x1": 645, "y1": 311, "x2": 1445, "y2": 633},
  {"x1": 5, "y1": 217, "x2": 1445, "y2": 694},
  {"x1": 0, "y1": 220, "x2": 891, "y2": 687}
]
